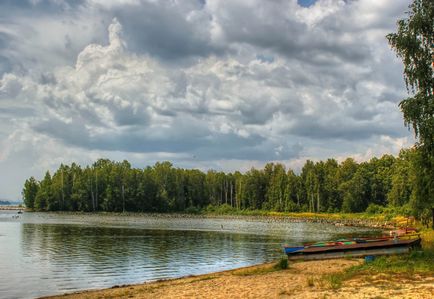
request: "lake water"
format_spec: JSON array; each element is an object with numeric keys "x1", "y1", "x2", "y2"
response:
[{"x1": 0, "y1": 210, "x2": 380, "y2": 299}]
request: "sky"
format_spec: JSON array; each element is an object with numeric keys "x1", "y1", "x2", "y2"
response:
[{"x1": 0, "y1": 0, "x2": 414, "y2": 200}]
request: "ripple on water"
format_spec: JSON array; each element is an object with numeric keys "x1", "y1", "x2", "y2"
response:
[{"x1": 0, "y1": 212, "x2": 382, "y2": 299}]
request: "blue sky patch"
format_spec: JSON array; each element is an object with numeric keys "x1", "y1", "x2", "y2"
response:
[{"x1": 297, "y1": 0, "x2": 317, "y2": 7}]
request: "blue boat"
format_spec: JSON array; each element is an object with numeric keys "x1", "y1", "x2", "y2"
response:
[{"x1": 283, "y1": 246, "x2": 305, "y2": 254}]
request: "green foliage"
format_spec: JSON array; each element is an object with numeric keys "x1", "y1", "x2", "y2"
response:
[
  {"x1": 387, "y1": 0, "x2": 434, "y2": 226},
  {"x1": 387, "y1": 0, "x2": 433, "y2": 144},
  {"x1": 365, "y1": 203, "x2": 385, "y2": 214},
  {"x1": 324, "y1": 248, "x2": 434, "y2": 290},
  {"x1": 205, "y1": 204, "x2": 237, "y2": 214},
  {"x1": 34, "y1": 171, "x2": 52, "y2": 211},
  {"x1": 184, "y1": 206, "x2": 201, "y2": 214},
  {"x1": 274, "y1": 256, "x2": 289, "y2": 270},
  {"x1": 22, "y1": 177, "x2": 39, "y2": 209},
  {"x1": 23, "y1": 150, "x2": 427, "y2": 221}
]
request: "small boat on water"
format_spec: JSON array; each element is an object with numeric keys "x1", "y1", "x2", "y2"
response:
[{"x1": 284, "y1": 234, "x2": 421, "y2": 260}]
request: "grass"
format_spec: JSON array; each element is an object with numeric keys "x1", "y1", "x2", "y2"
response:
[
  {"x1": 200, "y1": 205, "x2": 419, "y2": 226},
  {"x1": 274, "y1": 256, "x2": 289, "y2": 270},
  {"x1": 233, "y1": 265, "x2": 278, "y2": 276},
  {"x1": 306, "y1": 277, "x2": 315, "y2": 287},
  {"x1": 233, "y1": 257, "x2": 289, "y2": 276},
  {"x1": 323, "y1": 230, "x2": 434, "y2": 289}
]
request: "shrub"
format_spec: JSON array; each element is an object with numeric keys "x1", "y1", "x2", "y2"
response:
[
  {"x1": 365, "y1": 203, "x2": 384, "y2": 214},
  {"x1": 185, "y1": 206, "x2": 201, "y2": 214},
  {"x1": 274, "y1": 256, "x2": 289, "y2": 270}
]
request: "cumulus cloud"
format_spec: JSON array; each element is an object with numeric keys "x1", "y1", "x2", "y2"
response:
[{"x1": 0, "y1": 0, "x2": 414, "y2": 199}]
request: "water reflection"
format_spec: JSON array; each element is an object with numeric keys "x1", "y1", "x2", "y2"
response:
[
  {"x1": 19, "y1": 223, "x2": 283, "y2": 296},
  {"x1": 0, "y1": 212, "x2": 381, "y2": 298}
]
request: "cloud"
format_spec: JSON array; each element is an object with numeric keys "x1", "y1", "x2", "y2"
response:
[{"x1": 0, "y1": 0, "x2": 414, "y2": 199}]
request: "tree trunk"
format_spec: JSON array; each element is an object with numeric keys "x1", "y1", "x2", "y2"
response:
[
  {"x1": 61, "y1": 169, "x2": 64, "y2": 210},
  {"x1": 239, "y1": 180, "x2": 242, "y2": 209},
  {"x1": 220, "y1": 183, "x2": 223, "y2": 205},
  {"x1": 224, "y1": 180, "x2": 228, "y2": 204},
  {"x1": 122, "y1": 184, "x2": 125, "y2": 213},
  {"x1": 95, "y1": 171, "x2": 98, "y2": 211},
  {"x1": 432, "y1": 208, "x2": 434, "y2": 229},
  {"x1": 89, "y1": 177, "x2": 95, "y2": 211},
  {"x1": 230, "y1": 181, "x2": 233, "y2": 207}
]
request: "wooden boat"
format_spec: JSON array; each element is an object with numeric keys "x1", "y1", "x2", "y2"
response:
[
  {"x1": 284, "y1": 237, "x2": 390, "y2": 254},
  {"x1": 302, "y1": 236, "x2": 393, "y2": 248},
  {"x1": 284, "y1": 246, "x2": 305, "y2": 254},
  {"x1": 284, "y1": 238, "x2": 421, "y2": 260}
]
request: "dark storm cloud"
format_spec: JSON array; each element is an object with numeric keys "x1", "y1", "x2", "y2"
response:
[
  {"x1": 288, "y1": 116, "x2": 403, "y2": 140},
  {"x1": 111, "y1": 2, "x2": 224, "y2": 61},
  {"x1": 211, "y1": 0, "x2": 369, "y2": 65},
  {"x1": 0, "y1": 0, "x2": 86, "y2": 12},
  {"x1": 32, "y1": 116, "x2": 278, "y2": 160}
]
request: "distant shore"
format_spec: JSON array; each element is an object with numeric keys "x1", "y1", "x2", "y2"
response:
[
  {"x1": 16, "y1": 209, "x2": 401, "y2": 230},
  {"x1": 40, "y1": 258, "x2": 433, "y2": 299},
  {"x1": 0, "y1": 205, "x2": 23, "y2": 210}
]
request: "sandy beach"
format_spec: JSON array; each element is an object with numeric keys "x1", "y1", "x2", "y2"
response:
[{"x1": 41, "y1": 258, "x2": 433, "y2": 299}]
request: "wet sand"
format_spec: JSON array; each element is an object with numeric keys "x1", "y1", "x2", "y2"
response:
[{"x1": 41, "y1": 259, "x2": 433, "y2": 299}]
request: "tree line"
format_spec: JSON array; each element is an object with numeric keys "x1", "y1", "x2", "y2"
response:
[
  {"x1": 22, "y1": 148, "x2": 430, "y2": 224},
  {"x1": 21, "y1": 0, "x2": 434, "y2": 228}
]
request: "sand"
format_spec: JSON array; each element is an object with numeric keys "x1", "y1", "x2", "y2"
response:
[{"x1": 41, "y1": 259, "x2": 434, "y2": 299}]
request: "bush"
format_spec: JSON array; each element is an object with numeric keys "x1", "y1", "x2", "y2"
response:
[
  {"x1": 185, "y1": 206, "x2": 201, "y2": 214},
  {"x1": 285, "y1": 201, "x2": 300, "y2": 212},
  {"x1": 382, "y1": 204, "x2": 412, "y2": 217},
  {"x1": 365, "y1": 203, "x2": 385, "y2": 214},
  {"x1": 205, "y1": 204, "x2": 236, "y2": 214},
  {"x1": 274, "y1": 256, "x2": 289, "y2": 270}
]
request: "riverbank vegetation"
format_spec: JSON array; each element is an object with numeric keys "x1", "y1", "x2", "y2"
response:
[
  {"x1": 324, "y1": 229, "x2": 434, "y2": 289},
  {"x1": 22, "y1": 148, "x2": 431, "y2": 227}
]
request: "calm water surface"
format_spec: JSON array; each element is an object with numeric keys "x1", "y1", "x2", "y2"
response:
[{"x1": 0, "y1": 211, "x2": 380, "y2": 299}]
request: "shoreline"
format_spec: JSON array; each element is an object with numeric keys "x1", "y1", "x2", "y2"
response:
[
  {"x1": 0, "y1": 205, "x2": 23, "y2": 210},
  {"x1": 18, "y1": 210, "x2": 398, "y2": 230},
  {"x1": 13, "y1": 211, "x2": 431, "y2": 298},
  {"x1": 40, "y1": 258, "x2": 433, "y2": 299}
]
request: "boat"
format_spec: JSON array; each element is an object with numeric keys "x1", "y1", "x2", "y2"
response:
[
  {"x1": 283, "y1": 237, "x2": 388, "y2": 254},
  {"x1": 284, "y1": 246, "x2": 305, "y2": 254},
  {"x1": 284, "y1": 237, "x2": 421, "y2": 260}
]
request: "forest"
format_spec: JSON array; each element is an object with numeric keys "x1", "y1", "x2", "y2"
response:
[
  {"x1": 20, "y1": 0, "x2": 434, "y2": 228},
  {"x1": 22, "y1": 147, "x2": 429, "y2": 222}
]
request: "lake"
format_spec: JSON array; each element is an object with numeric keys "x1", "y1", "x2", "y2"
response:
[{"x1": 0, "y1": 210, "x2": 380, "y2": 299}]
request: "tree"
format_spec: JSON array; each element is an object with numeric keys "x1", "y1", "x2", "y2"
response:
[
  {"x1": 264, "y1": 163, "x2": 287, "y2": 211},
  {"x1": 34, "y1": 171, "x2": 53, "y2": 211},
  {"x1": 22, "y1": 177, "x2": 39, "y2": 209},
  {"x1": 341, "y1": 164, "x2": 371, "y2": 213},
  {"x1": 387, "y1": 0, "x2": 434, "y2": 226},
  {"x1": 301, "y1": 160, "x2": 316, "y2": 212},
  {"x1": 388, "y1": 150, "x2": 413, "y2": 207},
  {"x1": 243, "y1": 168, "x2": 267, "y2": 210},
  {"x1": 323, "y1": 159, "x2": 340, "y2": 212},
  {"x1": 284, "y1": 170, "x2": 300, "y2": 212}
]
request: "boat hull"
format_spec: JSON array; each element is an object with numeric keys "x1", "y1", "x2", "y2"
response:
[
  {"x1": 286, "y1": 238, "x2": 421, "y2": 260},
  {"x1": 284, "y1": 247, "x2": 305, "y2": 254},
  {"x1": 287, "y1": 246, "x2": 411, "y2": 260}
]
